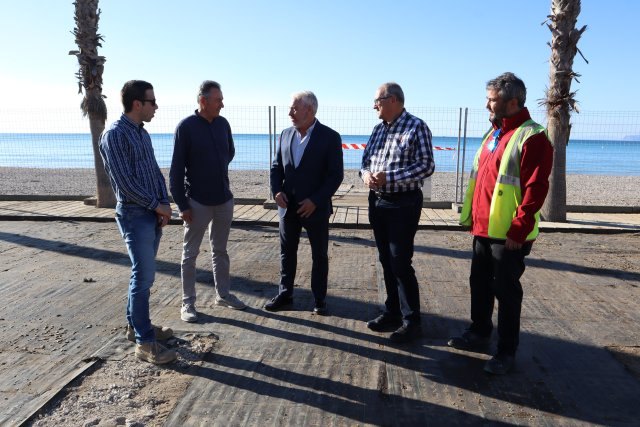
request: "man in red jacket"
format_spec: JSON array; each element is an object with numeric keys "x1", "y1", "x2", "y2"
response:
[{"x1": 448, "y1": 72, "x2": 554, "y2": 374}]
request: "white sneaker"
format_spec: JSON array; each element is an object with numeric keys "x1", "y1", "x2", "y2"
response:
[
  {"x1": 181, "y1": 303, "x2": 198, "y2": 322},
  {"x1": 215, "y1": 294, "x2": 247, "y2": 310}
]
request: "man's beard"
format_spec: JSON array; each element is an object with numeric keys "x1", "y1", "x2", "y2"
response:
[{"x1": 489, "y1": 106, "x2": 507, "y2": 127}]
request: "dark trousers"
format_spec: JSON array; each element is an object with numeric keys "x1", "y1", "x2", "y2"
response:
[
  {"x1": 368, "y1": 189, "x2": 423, "y2": 325},
  {"x1": 278, "y1": 207, "x2": 329, "y2": 303},
  {"x1": 469, "y1": 236, "x2": 532, "y2": 356}
]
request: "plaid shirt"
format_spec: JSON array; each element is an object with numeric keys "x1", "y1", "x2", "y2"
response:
[
  {"x1": 361, "y1": 109, "x2": 435, "y2": 193},
  {"x1": 99, "y1": 114, "x2": 169, "y2": 210}
]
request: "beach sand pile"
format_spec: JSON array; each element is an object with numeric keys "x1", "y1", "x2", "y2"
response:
[{"x1": 0, "y1": 167, "x2": 638, "y2": 207}]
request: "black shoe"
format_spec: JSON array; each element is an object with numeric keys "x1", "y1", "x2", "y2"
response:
[
  {"x1": 367, "y1": 313, "x2": 403, "y2": 332},
  {"x1": 484, "y1": 353, "x2": 515, "y2": 375},
  {"x1": 264, "y1": 295, "x2": 293, "y2": 312},
  {"x1": 390, "y1": 324, "x2": 423, "y2": 343},
  {"x1": 313, "y1": 301, "x2": 327, "y2": 315},
  {"x1": 447, "y1": 330, "x2": 491, "y2": 351}
]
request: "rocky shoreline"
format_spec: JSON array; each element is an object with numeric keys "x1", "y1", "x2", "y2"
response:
[{"x1": 0, "y1": 167, "x2": 637, "y2": 206}]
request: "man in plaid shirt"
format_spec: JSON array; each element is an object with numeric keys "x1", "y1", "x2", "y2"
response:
[{"x1": 360, "y1": 82, "x2": 435, "y2": 343}]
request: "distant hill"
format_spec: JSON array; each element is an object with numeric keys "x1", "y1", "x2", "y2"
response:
[{"x1": 622, "y1": 135, "x2": 640, "y2": 141}]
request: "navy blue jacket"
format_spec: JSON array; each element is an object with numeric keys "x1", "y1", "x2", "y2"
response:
[
  {"x1": 270, "y1": 121, "x2": 344, "y2": 218},
  {"x1": 169, "y1": 112, "x2": 234, "y2": 211}
]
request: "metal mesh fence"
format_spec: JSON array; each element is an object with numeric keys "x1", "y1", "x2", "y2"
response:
[{"x1": 1, "y1": 104, "x2": 639, "y2": 202}]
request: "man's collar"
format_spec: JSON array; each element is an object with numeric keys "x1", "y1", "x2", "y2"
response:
[
  {"x1": 296, "y1": 118, "x2": 317, "y2": 137},
  {"x1": 501, "y1": 107, "x2": 531, "y2": 132},
  {"x1": 384, "y1": 109, "x2": 407, "y2": 127},
  {"x1": 121, "y1": 113, "x2": 144, "y2": 128},
  {"x1": 196, "y1": 109, "x2": 219, "y2": 123}
]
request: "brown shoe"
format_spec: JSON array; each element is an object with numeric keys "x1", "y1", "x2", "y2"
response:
[
  {"x1": 135, "y1": 341, "x2": 178, "y2": 364},
  {"x1": 126, "y1": 324, "x2": 174, "y2": 343}
]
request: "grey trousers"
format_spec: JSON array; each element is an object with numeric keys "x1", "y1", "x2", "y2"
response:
[{"x1": 181, "y1": 198, "x2": 234, "y2": 305}]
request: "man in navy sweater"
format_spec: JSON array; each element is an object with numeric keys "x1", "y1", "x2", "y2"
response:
[{"x1": 170, "y1": 81, "x2": 246, "y2": 323}]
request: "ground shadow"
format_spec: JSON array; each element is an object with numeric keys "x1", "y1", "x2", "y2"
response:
[
  {"x1": 2, "y1": 229, "x2": 639, "y2": 425},
  {"x1": 166, "y1": 295, "x2": 640, "y2": 426},
  {"x1": 168, "y1": 350, "x2": 505, "y2": 426}
]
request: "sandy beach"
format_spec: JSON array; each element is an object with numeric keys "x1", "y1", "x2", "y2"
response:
[{"x1": 0, "y1": 167, "x2": 638, "y2": 207}]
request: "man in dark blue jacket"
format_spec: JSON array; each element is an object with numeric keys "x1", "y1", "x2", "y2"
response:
[
  {"x1": 170, "y1": 81, "x2": 246, "y2": 324},
  {"x1": 266, "y1": 91, "x2": 344, "y2": 314}
]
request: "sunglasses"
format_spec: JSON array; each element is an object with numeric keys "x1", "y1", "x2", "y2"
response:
[{"x1": 140, "y1": 98, "x2": 157, "y2": 107}]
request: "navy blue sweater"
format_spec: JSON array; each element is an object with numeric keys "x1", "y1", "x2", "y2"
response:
[{"x1": 169, "y1": 111, "x2": 235, "y2": 211}]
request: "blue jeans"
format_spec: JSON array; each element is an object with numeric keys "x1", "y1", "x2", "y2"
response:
[
  {"x1": 368, "y1": 190, "x2": 423, "y2": 326},
  {"x1": 115, "y1": 203, "x2": 162, "y2": 344}
]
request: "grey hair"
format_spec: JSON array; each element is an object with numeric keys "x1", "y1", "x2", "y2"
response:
[
  {"x1": 291, "y1": 91, "x2": 318, "y2": 115},
  {"x1": 198, "y1": 80, "x2": 221, "y2": 101},
  {"x1": 380, "y1": 82, "x2": 405, "y2": 104},
  {"x1": 486, "y1": 72, "x2": 526, "y2": 108}
]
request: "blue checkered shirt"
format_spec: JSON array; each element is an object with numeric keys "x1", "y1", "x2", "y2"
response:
[
  {"x1": 360, "y1": 109, "x2": 435, "y2": 192},
  {"x1": 99, "y1": 114, "x2": 169, "y2": 210}
]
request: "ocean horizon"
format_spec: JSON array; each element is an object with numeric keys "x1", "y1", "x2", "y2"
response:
[{"x1": 1, "y1": 133, "x2": 639, "y2": 176}]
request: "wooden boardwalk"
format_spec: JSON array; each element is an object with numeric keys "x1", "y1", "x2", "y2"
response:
[
  {"x1": 2, "y1": 222, "x2": 639, "y2": 425},
  {"x1": 1, "y1": 198, "x2": 639, "y2": 232}
]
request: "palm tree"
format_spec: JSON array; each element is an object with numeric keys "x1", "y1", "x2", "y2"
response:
[
  {"x1": 540, "y1": 0, "x2": 587, "y2": 222},
  {"x1": 69, "y1": 0, "x2": 115, "y2": 208}
]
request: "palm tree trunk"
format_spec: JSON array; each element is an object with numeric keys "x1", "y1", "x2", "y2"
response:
[
  {"x1": 541, "y1": 0, "x2": 586, "y2": 222},
  {"x1": 545, "y1": 116, "x2": 568, "y2": 221},
  {"x1": 88, "y1": 111, "x2": 115, "y2": 207},
  {"x1": 71, "y1": 0, "x2": 114, "y2": 208}
]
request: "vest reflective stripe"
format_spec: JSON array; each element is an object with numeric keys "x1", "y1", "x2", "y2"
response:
[
  {"x1": 497, "y1": 174, "x2": 519, "y2": 186},
  {"x1": 459, "y1": 120, "x2": 546, "y2": 240},
  {"x1": 458, "y1": 129, "x2": 492, "y2": 227}
]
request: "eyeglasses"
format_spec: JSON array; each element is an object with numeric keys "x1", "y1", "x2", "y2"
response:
[
  {"x1": 374, "y1": 96, "x2": 391, "y2": 105},
  {"x1": 140, "y1": 99, "x2": 157, "y2": 107}
]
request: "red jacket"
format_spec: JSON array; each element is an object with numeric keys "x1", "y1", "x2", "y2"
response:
[{"x1": 471, "y1": 108, "x2": 554, "y2": 243}]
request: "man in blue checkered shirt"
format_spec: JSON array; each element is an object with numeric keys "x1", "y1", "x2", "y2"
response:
[
  {"x1": 360, "y1": 82, "x2": 435, "y2": 343},
  {"x1": 100, "y1": 80, "x2": 176, "y2": 364}
]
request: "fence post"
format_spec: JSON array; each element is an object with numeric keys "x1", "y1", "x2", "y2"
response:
[
  {"x1": 272, "y1": 106, "x2": 278, "y2": 198},
  {"x1": 272, "y1": 105, "x2": 277, "y2": 155},
  {"x1": 455, "y1": 107, "x2": 463, "y2": 203},
  {"x1": 268, "y1": 106, "x2": 273, "y2": 200},
  {"x1": 422, "y1": 177, "x2": 432, "y2": 201},
  {"x1": 268, "y1": 106, "x2": 272, "y2": 166},
  {"x1": 459, "y1": 107, "x2": 469, "y2": 204}
]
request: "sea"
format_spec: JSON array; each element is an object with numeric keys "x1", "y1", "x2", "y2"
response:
[{"x1": 0, "y1": 133, "x2": 639, "y2": 176}]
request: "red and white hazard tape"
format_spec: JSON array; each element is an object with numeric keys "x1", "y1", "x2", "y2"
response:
[
  {"x1": 341, "y1": 144, "x2": 367, "y2": 150},
  {"x1": 341, "y1": 144, "x2": 455, "y2": 151}
]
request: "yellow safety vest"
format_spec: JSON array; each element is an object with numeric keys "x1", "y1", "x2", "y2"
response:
[{"x1": 459, "y1": 119, "x2": 546, "y2": 240}]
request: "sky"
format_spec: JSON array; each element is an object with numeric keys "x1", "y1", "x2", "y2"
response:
[{"x1": 0, "y1": 0, "x2": 638, "y2": 114}]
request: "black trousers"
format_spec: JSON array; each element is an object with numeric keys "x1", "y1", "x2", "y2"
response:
[
  {"x1": 278, "y1": 206, "x2": 329, "y2": 303},
  {"x1": 368, "y1": 189, "x2": 423, "y2": 325},
  {"x1": 469, "y1": 236, "x2": 532, "y2": 356}
]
